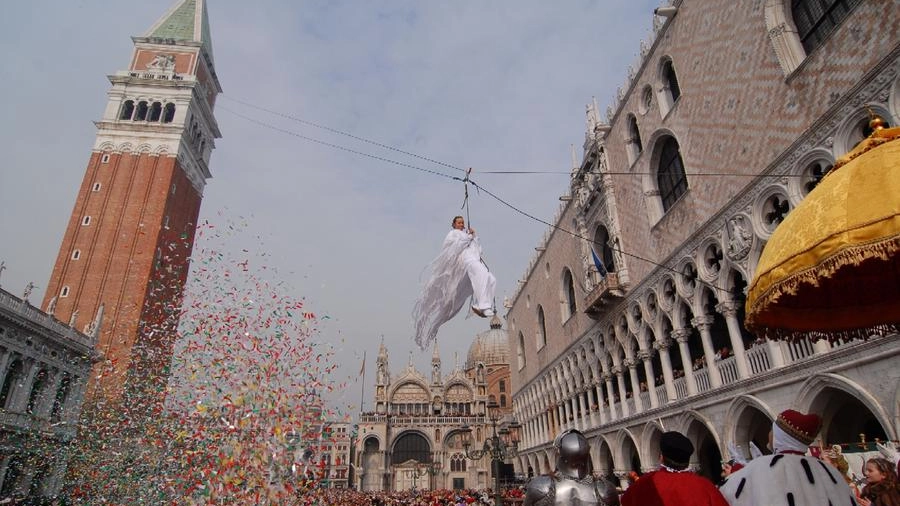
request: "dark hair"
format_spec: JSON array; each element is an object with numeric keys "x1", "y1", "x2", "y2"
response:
[
  {"x1": 867, "y1": 457, "x2": 899, "y2": 486},
  {"x1": 452, "y1": 216, "x2": 464, "y2": 227}
]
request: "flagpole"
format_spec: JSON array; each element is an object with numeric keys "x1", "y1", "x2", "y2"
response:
[{"x1": 359, "y1": 350, "x2": 366, "y2": 413}]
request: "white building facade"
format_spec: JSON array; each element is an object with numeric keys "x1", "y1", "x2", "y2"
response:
[
  {"x1": 357, "y1": 320, "x2": 515, "y2": 492},
  {"x1": 0, "y1": 287, "x2": 98, "y2": 499},
  {"x1": 507, "y1": 0, "x2": 900, "y2": 485}
]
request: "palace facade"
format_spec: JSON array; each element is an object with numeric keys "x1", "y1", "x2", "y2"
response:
[{"x1": 507, "y1": 0, "x2": 899, "y2": 485}]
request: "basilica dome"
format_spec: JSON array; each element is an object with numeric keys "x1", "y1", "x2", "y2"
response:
[{"x1": 465, "y1": 315, "x2": 509, "y2": 369}]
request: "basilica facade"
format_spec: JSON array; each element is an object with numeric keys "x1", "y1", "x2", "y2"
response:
[
  {"x1": 506, "y1": 0, "x2": 899, "y2": 486},
  {"x1": 356, "y1": 316, "x2": 515, "y2": 492}
]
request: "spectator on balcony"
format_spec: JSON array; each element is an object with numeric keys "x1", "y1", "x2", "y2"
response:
[
  {"x1": 720, "y1": 409, "x2": 857, "y2": 506},
  {"x1": 715, "y1": 347, "x2": 731, "y2": 361},
  {"x1": 693, "y1": 357, "x2": 705, "y2": 371}
]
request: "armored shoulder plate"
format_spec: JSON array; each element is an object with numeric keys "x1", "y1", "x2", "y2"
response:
[{"x1": 523, "y1": 475, "x2": 555, "y2": 506}]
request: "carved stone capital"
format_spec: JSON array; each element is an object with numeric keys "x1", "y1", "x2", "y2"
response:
[
  {"x1": 691, "y1": 315, "x2": 714, "y2": 330},
  {"x1": 671, "y1": 328, "x2": 692, "y2": 343},
  {"x1": 715, "y1": 300, "x2": 739, "y2": 318},
  {"x1": 654, "y1": 337, "x2": 673, "y2": 351}
]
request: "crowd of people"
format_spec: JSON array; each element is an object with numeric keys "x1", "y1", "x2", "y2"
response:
[{"x1": 295, "y1": 487, "x2": 523, "y2": 506}]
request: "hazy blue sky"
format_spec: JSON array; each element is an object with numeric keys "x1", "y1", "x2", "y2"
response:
[{"x1": 0, "y1": 0, "x2": 660, "y2": 414}]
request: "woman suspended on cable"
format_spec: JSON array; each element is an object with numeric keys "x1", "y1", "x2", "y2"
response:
[{"x1": 412, "y1": 215, "x2": 496, "y2": 349}]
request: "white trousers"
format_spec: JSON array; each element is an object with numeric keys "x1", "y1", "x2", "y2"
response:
[{"x1": 466, "y1": 259, "x2": 496, "y2": 311}]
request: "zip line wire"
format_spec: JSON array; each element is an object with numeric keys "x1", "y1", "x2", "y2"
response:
[
  {"x1": 220, "y1": 95, "x2": 468, "y2": 175},
  {"x1": 220, "y1": 102, "x2": 737, "y2": 297},
  {"x1": 222, "y1": 95, "x2": 808, "y2": 179},
  {"x1": 219, "y1": 105, "x2": 465, "y2": 183}
]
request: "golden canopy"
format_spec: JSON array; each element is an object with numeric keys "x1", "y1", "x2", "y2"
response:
[{"x1": 745, "y1": 118, "x2": 900, "y2": 341}]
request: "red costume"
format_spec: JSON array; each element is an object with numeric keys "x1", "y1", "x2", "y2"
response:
[{"x1": 621, "y1": 468, "x2": 730, "y2": 506}]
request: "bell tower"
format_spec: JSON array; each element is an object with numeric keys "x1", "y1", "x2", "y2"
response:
[{"x1": 42, "y1": 0, "x2": 221, "y2": 403}]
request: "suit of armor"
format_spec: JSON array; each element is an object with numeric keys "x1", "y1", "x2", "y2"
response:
[{"x1": 524, "y1": 429, "x2": 620, "y2": 506}]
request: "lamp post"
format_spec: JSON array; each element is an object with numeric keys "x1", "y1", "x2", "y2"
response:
[
  {"x1": 460, "y1": 400, "x2": 521, "y2": 506},
  {"x1": 408, "y1": 461, "x2": 438, "y2": 491}
]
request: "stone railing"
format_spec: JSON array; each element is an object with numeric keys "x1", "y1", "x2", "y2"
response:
[
  {"x1": 717, "y1": 356, "x2": 740, "y2": 385},
  {"x1": 655, "y1": 384, "x2": 668, "y2": 406},
  {"x1": 746, "y1": 344, "x2": 772, "y2": 375},
  {"x1": 360, "y1": 414, "x2": 486, "y2": 426},
  {"x1": 0, "y1": 288, "x2": 95, "y2": 350}
]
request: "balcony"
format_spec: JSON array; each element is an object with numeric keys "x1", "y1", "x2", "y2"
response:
[{"x1": 583, "y1": 273, "x2": 623, "y2": 318}]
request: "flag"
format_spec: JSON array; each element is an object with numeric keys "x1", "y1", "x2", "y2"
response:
[
  {"x1": 591, "y1": 247, "x2": 608, "y2": 278},
  {"x1": 359, "y1": 351, "x2": 366, "y2": 376}
]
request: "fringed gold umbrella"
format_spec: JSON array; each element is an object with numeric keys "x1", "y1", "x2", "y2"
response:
[{"x1": 745, "y1": 115, "x2": 900, "y2": 342}]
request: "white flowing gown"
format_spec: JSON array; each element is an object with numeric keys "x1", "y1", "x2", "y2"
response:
[{"x1": 413, "y1": 229, "x2": 496, "y2": 349}]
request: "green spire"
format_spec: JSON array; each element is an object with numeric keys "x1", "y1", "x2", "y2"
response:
[{"x1": 145, "y1": 0, "x2": 215, "y2": 65}]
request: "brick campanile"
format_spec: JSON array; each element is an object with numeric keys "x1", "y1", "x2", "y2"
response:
[{"x1": 42, "y1": 0, "x2": 221, "y2": 404}]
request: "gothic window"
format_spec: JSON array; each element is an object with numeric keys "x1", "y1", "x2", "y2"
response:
[
  {"x1": 657, "y1": 57, "x2": 682, "y2": 117},
  {"x1": 26, "y1": 368, "x2": 47, "y2": 414},
  {"x1": 845, "y1": 115, "x2": 892, "y2": 153},
  {"x1": 537, "y1": 305, "x2": 547, "y2": 350},
  {"x1": 802, "y1": 159, "x2": 832, "y2": 195},
  {"x1": 392, "y1": 433, "x2": 431, "y2": 465},
  {"x1": 562, "y1": 268, "x2": 577, "y2": 321},
  {"x1": 0, "y1": 456, "x2": 23, "y2": 497},
  {"x1": 791, "y1": 0, "x2": 863, "y2": 54},
  {"x1": 517, "y1": 332, "x2": 526, "y2": 370},
  {"x1": 593, "y1": 225, "x2": 616, "y2": 274},
  {"x1": 657, "y1": 136, "x2": 688, "y2": 212},
  {"x1": 640, "y1": 85, "x2": 653, "y2": 115},
  {"x1": 148, "y1": 102, "x2": 162, "y2": 122},
  {"x1": 0, "y1": 359, "x2": 23, "y2": 409},
  {"x1": 50, "y1": 374, "x2": 72, "y2": 422},
  {"x1": 134, "y1": 101, "x2": 149, "y2": 121},
  {"x1": 627, "y1": 115, "x2": 643, "y2": 165},
  {"x1": 499, "y1": 380, "x2": 506, "y2": 393},
  {"x1": 163, "y1": 103, "x2": 176, "y2": 123},
  {"x1": 120, "y1": 100, "x2": 134, "y2": 120},
  {"x1": 662, "y1": 60, "x2": 681, "y2": 102}
]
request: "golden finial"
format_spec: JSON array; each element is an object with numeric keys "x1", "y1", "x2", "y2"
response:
[{"x1": 864, "y1": 105, "x2": 886, "y2": 134}]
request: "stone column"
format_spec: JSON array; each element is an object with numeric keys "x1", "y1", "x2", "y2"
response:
[
  {"x1": 0, "y1": 351, "x2": 11, "y2": 389},
  {"x1": 614, "y1": 469, "x2": 630, "y2": 491},
  {"x1": 716, "y1": 301, "x2": 750, "y2": 379},
  {"x1": 673, "y1": 329, "x2": 697, "y2": 396},
  {"x1": 654, "y1": 338, "x2": 677, "y2": 402},
  {"x1": 626, "y1": 359, "x2": 644, "y2": 412},
  {"x1": 576, "y1": 392, "x2": 587, "y2": 429},
  {"x1": 767, "y1": 340, "x2": 786, "y2": 368},
  {"x1": 595, "y1": 381, "x2": 608, "y2": 424},
  {"x1": 614, "y1": 366, "x2": 629, "y2": 417},
  {"x1": 37, "y1": 369, "x2": 64, "y2": 418},
  {"x1": 639, "y1": 350, "x2": 659, "y2": 408},
  {"x1": 10, "y1": 359, "x2": 40, "y2": 412},
  {"x1": 603, "y1": 372, "x2": 618, "y2": 420},
  {"x1": 691, "y1": 315, "x2": 722, "y2": 388}
]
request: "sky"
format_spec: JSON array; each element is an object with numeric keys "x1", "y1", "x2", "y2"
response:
[{"x1": 0, "y1": 0, "x2": 660, "y2": 415}]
